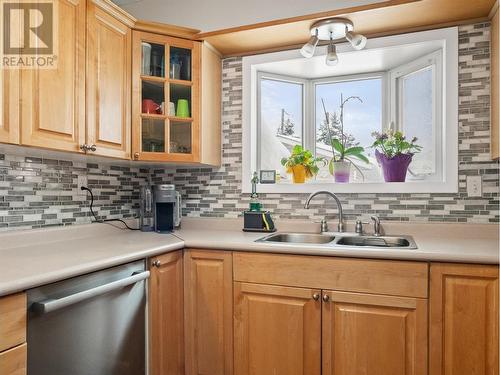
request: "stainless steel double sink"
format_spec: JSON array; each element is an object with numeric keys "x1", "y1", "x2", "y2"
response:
[{"x1": 256, "y1": 232, "x2": 417, "y2": 249}]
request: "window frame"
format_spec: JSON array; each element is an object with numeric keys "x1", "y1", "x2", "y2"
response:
[
  {"x1": 389, "y1": 49, "x2": 444, "y2": 180},
  {"x1": 257, "y1": 72, "x2": 307, "y2": 172},
  {"x1": 242, "y1": 27, "x2": 458, "y2": 194}
]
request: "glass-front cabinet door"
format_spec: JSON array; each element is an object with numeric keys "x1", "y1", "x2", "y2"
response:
[{"x1": 132, "y1": 31, "x2": 200, "y2": 162}]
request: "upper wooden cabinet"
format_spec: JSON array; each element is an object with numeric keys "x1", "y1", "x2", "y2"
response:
[
  {"x1": 86, "y1": 0, "x2": 133, "y2": 159},
  {"x1": 430, "y1": 263, "x2": 499, "y2": 375},
  {"x1": 234, "y1": 282, "x2": 321, "y2": 375},
  {"x1": 0, "y1": 69, "x2": 20, "y2": 145},
  {"x1": 322, "y1": 290, "x2": 427, "y2": 375},
  {"x1": 184, "y1": 249, "x2": 233, "y2": 375},
  {"x1": 21, "y1": 0, "x2": 86, "y2": 153},
  {"x1": 149, "y1": 250, "x2": 184, "y2": 375},
  {"x1": 131, "y1": 31, "x2": 221, "y2": 165},
  {"x1": 491, "y1": 7, "x2": 499, "y2": 160}
]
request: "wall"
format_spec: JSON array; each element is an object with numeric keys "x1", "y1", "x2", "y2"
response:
[
  {"x1": 151, "y1": 23, "x2": 499, "y2": 224},
  {"x1": 0, "y1": 23, "x2": 498, "y2": 232},
  {"x1": 0, "y1": 152, "x2": 148, "y2": 231}
]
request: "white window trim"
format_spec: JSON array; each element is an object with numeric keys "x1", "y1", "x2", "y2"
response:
[
  {"x1": 242, "y1": 27, "x2": 458, "y2": 194},
  {"x1": 389, "y1": 49, "x2": 443, "y2": 180}
]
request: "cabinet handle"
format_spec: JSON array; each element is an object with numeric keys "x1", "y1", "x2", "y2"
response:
[
  {"x1": 322, "y1": 294, "x2": 330, "y2": 302},
  {"x1": 312, "y1": 293, "x2": 320, "y2": 301},
  {"x1": 152, "y1": 260, "x2": 161, "y2": 268},
  {"x1": 80, "y1": 144, "x2": 97, "y2": 152},
  {"x1": 133, "y1": 152, "x2": 140, "y2": 160}
]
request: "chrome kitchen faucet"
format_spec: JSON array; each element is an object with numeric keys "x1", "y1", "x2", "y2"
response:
[{"x1": 304, "y1": 190, "x2": 345, "y2": 233}]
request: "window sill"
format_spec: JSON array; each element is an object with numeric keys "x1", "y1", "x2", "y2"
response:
[{"x1": 241, "y1": 180, "x2": 458, "y2": 194}]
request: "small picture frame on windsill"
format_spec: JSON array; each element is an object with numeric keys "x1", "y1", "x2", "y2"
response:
[{"x1": 260, "y1": 170, "x2": 276, "y2": 184}]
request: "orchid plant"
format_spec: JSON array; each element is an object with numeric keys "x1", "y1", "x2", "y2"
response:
[{"x1": 321, "y1": 96, "x2": 369, "y2": 176}]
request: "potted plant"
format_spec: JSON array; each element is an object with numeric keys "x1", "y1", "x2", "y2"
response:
[
  {"x1": 281, "y1": 145, "x2": 325, "y2": 184},
  {"x1": 371, "y1": 129, "x2": 422, "y2": 182},
  {"x1": 329, "y1": 138, "x2": 369, "y2": 183},
  {"x1": 321, "y1": 97, "x2": 369, "y2": 183}
]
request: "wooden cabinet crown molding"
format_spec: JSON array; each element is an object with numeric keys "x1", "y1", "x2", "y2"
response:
[
  {"x1": 91, "y1": 0, "x2": 136, "y2": 27},
  {"x1": 133, "y1": 20, "x2": 200, "y2": 40}
]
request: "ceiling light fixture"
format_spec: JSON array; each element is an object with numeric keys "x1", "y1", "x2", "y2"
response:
[
  {"x1": 300, "y1": 29, "x2": 319, "y2": 58},
  {"x1": 300, "y1": 17, "x2": 367, "y2": 65},
  {"x1": 325, "y1": 36, "x2": 338, "y2": 66}
]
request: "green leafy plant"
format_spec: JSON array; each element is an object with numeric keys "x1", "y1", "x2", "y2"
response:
[
  {"x1": 371, "y1": 129, "x2": 422, "y2": 157},
  {"x1": 280, "y1": 145, "x2": 325, "y2": 178},
  {"x1": 321, "y1": 97, "x2": 369, "y2": 176}
]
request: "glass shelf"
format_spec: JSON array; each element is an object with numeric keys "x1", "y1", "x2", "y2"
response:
[
  {"x1": 142, "y1": 118, "x2": 165, "y2": 152},
  {"x1": 142, "y1": 80, "x2": 165, "y2": 115},
  {"x1": 170, "y1": 120, "x2": 192, "y2": 154},
  {"x1": 170, "y1": 84, "x2": 191, "y2": 119},
  {"x1": 141, "y1": 42, "x2": 165, "y2": 78},
  {"x1": 170, "y1": 46, "x2": 191, "y2": 81}
]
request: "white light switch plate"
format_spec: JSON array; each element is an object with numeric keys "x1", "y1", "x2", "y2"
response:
[
  {"x1": 466, "y1": 175, "x2": 482, "y2": 197},
  {"x1": 77, "y1": 175, "x2": 88, "y2": 195}
]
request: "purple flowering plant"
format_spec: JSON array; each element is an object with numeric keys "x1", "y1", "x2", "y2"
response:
[{"x1": 371, "y1": 129, "x2": 422, "y2": 158}]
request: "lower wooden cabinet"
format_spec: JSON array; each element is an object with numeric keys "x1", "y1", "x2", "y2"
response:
[
  {"x1": 0, "y1": 344, "x2": 27, "y2": 375},
  {"x1": 147, "y1": 249, "x2": 498, "y2": 375},
  {"x1": 430, "y1": 263, "x2": 499, "y2": 375},
  {"x1": 149, "y1": 251, "x2": 184, "y2": 375},
  {"x1": 0, "y1": 293, "x2": 27, "y2": 375},
  {"x1": 322, "y1": 290, "x2": 427, "y2": 375},
  {"x1": 184, "y1": 249, "x2": 233, "y2": 375},
  {"x1": 234, "y1": 282, "x2": 321, "y2": 375}
]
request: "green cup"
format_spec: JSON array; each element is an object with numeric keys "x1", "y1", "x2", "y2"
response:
[{"x1": 176, "y1": 99, "x2": 190, "y2": 118}]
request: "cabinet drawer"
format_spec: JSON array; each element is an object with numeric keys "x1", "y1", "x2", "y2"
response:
[
  {"x1": 234, "y1": 252, "x2": 428, "y2": 298},
  {"x1": 0, "y1": 293, "x2": 26, "y2": 352},
  {"x1": 0, "y1": 343, "x2": 27, "y2": 375}
]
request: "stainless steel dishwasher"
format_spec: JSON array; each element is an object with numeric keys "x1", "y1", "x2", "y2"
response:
[{"x1": 27, "y1": 260, "x2": 149, "y2": 375}]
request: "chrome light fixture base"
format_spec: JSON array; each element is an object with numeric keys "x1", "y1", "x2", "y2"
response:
[{"x1": 310, "y1": 17, "x2": 354, "y2": 41}]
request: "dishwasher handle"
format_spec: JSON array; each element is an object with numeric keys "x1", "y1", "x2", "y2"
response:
[{"x1": 31, "y1": 270, "x2": 150, "y2": 314}]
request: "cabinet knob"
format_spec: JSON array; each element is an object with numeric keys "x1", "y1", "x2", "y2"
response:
[
  {"x1": 89, "y1": 144, "x2": 97, "y2": 152},
  {"x1": 152, "y1": 260, "x2": 161, "y2": 268},
  {"x1": 80, "y1": 144, "x2": 88, "y2": 152},
  {"x1": 322, "y1": 294, "x2": 330, "y2": 302},
  {"x1": 134, "y1": 152, "x2": 140, "y2": 160},
  {"x1": 312, "y1": 293, "x2": 320, "y2": 301}
]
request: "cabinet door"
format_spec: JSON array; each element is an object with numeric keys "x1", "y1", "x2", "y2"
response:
[
  {"x1": 234, "y1": 282, "x2": 321, "y2": 375},
  {"x1": 322, "y1": 290, "x2": 427, "y2": 375},
  {"x1": 0, "y1": 343, "x2": 27, "y2": 375},
  {"x1": 149, "y1": 251, "x2": 184, "y2": 375},
  {"x1": 21, "y1": 0, "x2": 85, "y2": 152},
  {"x1": 184, "y1": 250, "x2": 233, "y2": 375},
  {"x1": 430, "y1": 263, "x2": 499, "y2": 375},
  {"x1": 86, "y1": 1, "x2": 131, "y2": 159},
  {"x1": 131, "y1": 31, "x2": 200, "y2": 162},
  {"x1": 0, "y1": 69, "x2": 20, "y2": 145}
]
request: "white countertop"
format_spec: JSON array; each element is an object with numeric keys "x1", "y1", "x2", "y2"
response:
[{"x1": 0, "y1": 218, "x2": 498, "y2": 297}]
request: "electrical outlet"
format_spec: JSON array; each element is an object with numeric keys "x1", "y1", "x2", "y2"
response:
[
  {"x1": 77, "y1": 175, "x2": 88, "y2": 195},
  {"x1": 466, "y1": 175, "x2": 482, "y2": 197}
]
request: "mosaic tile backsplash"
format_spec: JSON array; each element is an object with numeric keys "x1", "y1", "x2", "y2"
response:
[
  {"x1": 0, "y1": 23, "x2": 498, "y2": 232},
  {"x1": 151, "y1": 23, "x2": 499, "y2": 224}
]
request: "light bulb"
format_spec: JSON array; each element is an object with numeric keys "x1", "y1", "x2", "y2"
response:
[
  {"x1": 325, "y1": 41, "x2": 338, "y2": 66},
  {"x1": 346, "y1": 30, "x2": 367, "y2": 50},
  {"x1": 300, "y1": 32, "x2": 319, "y2": 58}
]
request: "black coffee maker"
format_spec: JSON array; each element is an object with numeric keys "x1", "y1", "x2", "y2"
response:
[{"x1": 153, "y1": 185, "x2": 181, "y2": 233}]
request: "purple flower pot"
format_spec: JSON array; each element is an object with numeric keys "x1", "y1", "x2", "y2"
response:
[{"x1": 375, "y1": 150, "x2": 413, "y2": 182}]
